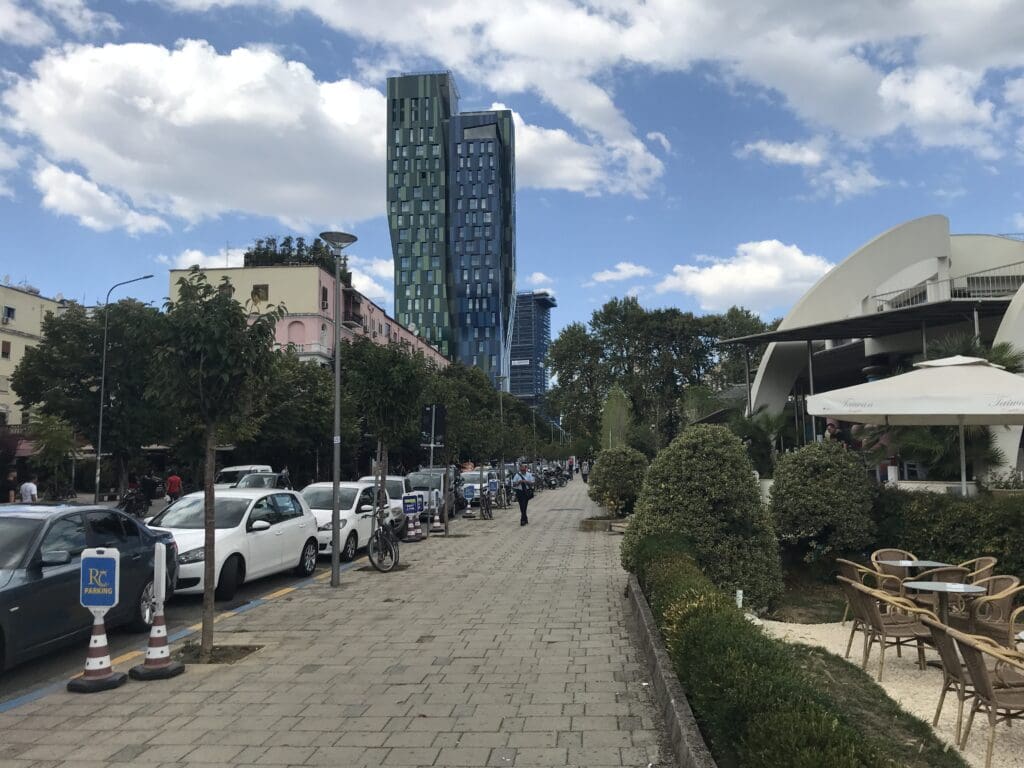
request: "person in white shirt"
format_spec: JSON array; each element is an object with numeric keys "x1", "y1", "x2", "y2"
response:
[
  {"x1": 19, "y1": 475, "x2": 38, "y2": 503},
  {"x1": 511, "y1": 463, "x2": 535, "y2": 526}
]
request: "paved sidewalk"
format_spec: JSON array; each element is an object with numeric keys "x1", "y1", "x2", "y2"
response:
[{"x1": 0, "y1": 480, "x2": 669, "y2": 767}]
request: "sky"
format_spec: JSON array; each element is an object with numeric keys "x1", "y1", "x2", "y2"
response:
[{"x1": 1, "y1": 0, "x2": 1023, "y2": 336}]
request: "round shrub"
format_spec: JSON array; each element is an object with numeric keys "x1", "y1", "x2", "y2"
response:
[
  {"x1": 621, "y1": 424, "x2": 783, "y2": 610},
  {"x1": 587, "y1": 446, "x2": 648, "y2": 517},
  {"x1": 770, "y1": 441, "x2": 875, "y2": 564}
]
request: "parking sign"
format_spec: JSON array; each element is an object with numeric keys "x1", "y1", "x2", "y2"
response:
[
  {"x1": 80, "y1": 548, "x2": 119, "y2": 617},
  {"x1": 403, "y1": 495, "x2": 418, "y2": 515}
]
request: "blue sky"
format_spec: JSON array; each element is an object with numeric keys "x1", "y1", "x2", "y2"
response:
[{"x1": 1, "y1": 1, "x2": 1023, "y2": 335}]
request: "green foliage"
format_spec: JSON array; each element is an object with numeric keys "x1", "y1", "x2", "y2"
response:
[
  {"x1": 727, "y1": 406, "x2": 796, "y2": 478},
  {"x1": 770, "y1": 441, "x2": 876, "y2": 563},
  {"x1": 28, "y1": 413, "x2": 76, "y2": 498},
  {"x1": 872, "y1": 488, "x2": 1024, "y2": 578},
  {"x1": 862, "y1": 423, "x2": 1003, "y2": 482},
  {"x1": 923, "y1": 331, "x2": 1024, "y2": 373},
  {"x1": 622, "y1": 424, "x2": 783, "y2": 610},
  {"x1": 587, "y1": 446, "x2": 647, "y2": 517},
  {"x1": 599, "y1": 385, "x2": 632, "y2": 450},
  {"x1": 632, "y1": 537, "x2": 967, "y2": 768}
]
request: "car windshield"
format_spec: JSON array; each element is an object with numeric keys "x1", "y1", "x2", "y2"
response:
[
  {"x1": 0, "y1": 518, "x2": 43, "y2": 568},
  {"x1": 302, "y1": 487, "x2": 358, "y2": 510},
  {"x1": 149, "y1": 497, "x2": 251, "y2": 529},
  {"x1": 237, "y1": 474, "x2": 276, "y2": 488},
  {"x1": 464, "y1": 471, "x2": 488, "y2": 484},
  {"x1": 215, "y1": 469, "x2": 249, "y2": 485},
  {"x1": 408, "y1": 472, "x2": 441, "y2": 491}
]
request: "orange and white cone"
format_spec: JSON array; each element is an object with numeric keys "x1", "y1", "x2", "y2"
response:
[
  {"x1": 411, "y1": 515, "x2": 424, "y2": 541},
  {"x1": 130, "y1": 604, "x2": 185, "y2": 680},
  {"x1": 430, "y1": 507, "x2": 444, "y2": 532},
  {"x1": 67, "y1": 615, "x2": 128, "y2": 693}
]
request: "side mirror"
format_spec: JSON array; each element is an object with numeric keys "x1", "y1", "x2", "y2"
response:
[
  {"x1": 250, "y1": 519, "x2": 272, "y2": 532},
  {"x1": 359, "y1": 504, "x2": 374, "y2": 512},
  {"x1": 41, "y1": 550, "x2": 71, "y2": 566}
]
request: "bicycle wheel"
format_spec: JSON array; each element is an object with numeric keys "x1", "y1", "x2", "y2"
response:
[{"x1": 368, "y1": 529, "x2": 398, "y2": 572}]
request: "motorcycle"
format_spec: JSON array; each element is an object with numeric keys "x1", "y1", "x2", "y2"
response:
[{"x1": 117, "y1": 486, "x2": 151, "y2": 518}]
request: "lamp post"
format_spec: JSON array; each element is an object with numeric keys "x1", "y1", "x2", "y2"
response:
[
  {"x1": 319, "y1": 231, "x2": 357, "y2": 588},
  {"x1": 94, "y1": 275, "x2": 153, "y2": 504},
  {"x1": 496, "y1": 375, "x2": 507, "y2": 490}
]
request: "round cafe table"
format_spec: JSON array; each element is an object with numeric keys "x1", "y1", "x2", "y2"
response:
[
  {"x1": 875, "y1": 559, "x2": 952, "y2": 570},
  {"x1": 902, "y1": 580, "x2": 985, "y2": 624}
]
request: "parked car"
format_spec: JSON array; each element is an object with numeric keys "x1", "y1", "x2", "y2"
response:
[
  {"x1": 300, "y1": 482, "x2": 381, "y2": 560},
  {"x1": 148, "y1": 489, "x2": 317, "y2": 601},
  {"x1": 235, "y1": 472, "x2": 292, "y2": 490},
  {"x1": 407, "y1": 471, "x2": 443, "y2": 520},
  {"x1": 214, "y1": 464, "x2": 273, "y2": 489},
  {"x1": 0, "y1": 505, "x2": 178, "y2": 673},
  {"x1": 461, "y1": 468, "x2": 498, "y2": 507},
  {"x1": 357, "y1": 475, "x2": 412, "y2": 535}
]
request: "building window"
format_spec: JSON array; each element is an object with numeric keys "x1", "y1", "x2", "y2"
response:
[
  {"x1": 2, "y1": 306, "x2": 15, "y2": 322},
  {"x1": 0, "y1": 341, "x2": 10, "y2": 359},
  {"x1": 251, "y1": 284, "x2": 269, "y2": 302},
  {"x1": 399, "y1": 229, "x2": 411, "y2": 241},
  {"x1": 321, "y1": 286, "x2": 328, "y2": 308}
]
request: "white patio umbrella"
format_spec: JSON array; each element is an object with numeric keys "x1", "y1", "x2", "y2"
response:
[{"x1": 806, "y1": 356, "x2": 1024, "y2": 495}]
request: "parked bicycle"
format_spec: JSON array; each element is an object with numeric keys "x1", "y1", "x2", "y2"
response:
[{"x1": 367, "y1": 493, "x2": 400, "y2": 573}]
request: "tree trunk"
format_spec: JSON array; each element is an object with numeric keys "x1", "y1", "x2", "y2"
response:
[{"x1": 200, "y1": 426, "x2": 217, "y2": 661}]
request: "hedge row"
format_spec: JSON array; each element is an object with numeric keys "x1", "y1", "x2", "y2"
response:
[
  {"x1": 873, "y1": 488, "x2": 1024, "y2": 577},
  {"x1": 633, "y1": 535, "x2": 967, "y2": 768}
]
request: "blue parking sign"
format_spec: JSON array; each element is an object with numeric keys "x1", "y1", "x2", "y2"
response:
[
  {"x1": 464, "y1": 485, "x2": 476, "y2": 500},
  {"x1": 80, "y1": 548, "x2": 120, "y2": 616},
  {"x1": 488, "y1": 479, "x2": 498, "y2": 493},
  {"x1": 402, "y1": 495, "x2": 418, "y2": 515}
]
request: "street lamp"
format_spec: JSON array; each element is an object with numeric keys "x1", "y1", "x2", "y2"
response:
[
  {"x1": 496, "y1": 375, "x2": 507, "y2": 490},
  {"x1": 94, "y1": 275, "x2": 153, "y2": 503},
  {"x1": 319, "y1": 231, "x2": 357, "y2": 588}
]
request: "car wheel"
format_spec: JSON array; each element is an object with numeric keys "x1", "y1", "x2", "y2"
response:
[
  {"x1": 341, "y1": 532, "x2": 358, "y2": 562},
  {"x1": 215, "y1": 555, "x2": 243, "y2": 601},
  {"x1": 295, "y1": 539, "x2": 318, "y2": 576},
  {"x1": 127, "y1": 579, "x2": 156, "y2": 633}
]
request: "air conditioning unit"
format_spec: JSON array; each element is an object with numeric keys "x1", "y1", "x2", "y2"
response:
[
  {"x1": 1, "y1": 317, "x2": 8, "y2": 325},
  {"x1": 321, "y1": 301, "x2": 329, "y2": 310}
]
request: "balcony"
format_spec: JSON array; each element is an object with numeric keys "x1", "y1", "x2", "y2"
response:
[{"x1": 870, "y1": 260, "x2": 1024, "y2": 312}]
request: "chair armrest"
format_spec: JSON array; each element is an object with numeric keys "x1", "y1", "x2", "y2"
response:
[
  {"x1": 863, "y1": 571, "x2": 903, "y2": 593},
  {"x1": 880, "y1": 593, "x2": 939, "y2": 622}
]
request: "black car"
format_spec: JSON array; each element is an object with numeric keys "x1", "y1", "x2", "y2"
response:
[{"x1": 0, "y1": 505, "x2": 178, "y2": 673}]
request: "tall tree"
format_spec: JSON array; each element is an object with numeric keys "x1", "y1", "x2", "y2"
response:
[
  {"x1": 29, "y1": 413, "x2": 77, "y2": 498},
  {"x1": 600, "y1": 385, "x2": 632, "y2": 450},
  {"x1": 149, "y1": 268, "x2": 282, "y2": 659},
  {"x1": 12, "y1": 300, "x2": 169, "y2": 489},
  {"x1": 546, "y1": 322, "x2": 606, "y2": 446}
]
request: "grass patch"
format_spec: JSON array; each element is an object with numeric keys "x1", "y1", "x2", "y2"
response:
[
  {"x1": 769, "y1": 573, "x2": 845, "y2": 623},
  {"x1": 792, "y1": 643, "x2": 964, "y2": 768}
]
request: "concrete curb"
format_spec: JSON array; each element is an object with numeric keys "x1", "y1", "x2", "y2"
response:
[{"x1": 627, "y1": 574, "x2": 718, "y2": 768}]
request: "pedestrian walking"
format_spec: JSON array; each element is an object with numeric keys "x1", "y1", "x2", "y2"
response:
[
  {"x1": 166, "y1": 469, "x2": 182, "y2": 501},
  {"x1": 566, "y1": 457, "x2": 574, "y2": 480},
  {"x1": 19, "y1": 474, "x2": 38, "y2": 503},
  {"x1": 2, "y1": 469, "x2": 18, "y2": 503},
  {"x1": 581, "y1": 460, "x2": 590, "y2": 484},
  {"x1": 511, "y1": 462, "x2": 535, "y2": 526}
]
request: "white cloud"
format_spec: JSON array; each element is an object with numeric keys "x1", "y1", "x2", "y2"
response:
[
  {"x1": 1013, "y1": 213, "x2": 1024, "y2": 231},
  {"x1": 812, "y1": 161, "x2": 885, "y2": 201},
  {"x1": 0, "y1": 0, "x2": 54, "y2": 45},
  {"x1": 592, "y1": 261, "x2": 652, "y2": 283},
  {"x1": 172, "y1": 247, "x2": 246, "y2": 269},
  {"x1": 4, "y1": 40, "x2": 388, "y2": 229},
  {"x1": 348, "y1": 255, "x2": 392, "y2": 282},
  {"x1": 655, "y1": 239, "x2": 834, "y2": 313},
  {"x1": 0, "y1": 139, "x2": 25, "y2": 197},
  {"x1": 739, "y1": 138, "x2": 826, "y2": 167},
  {"x1": 33, "y1": 160, "x2": 168, "y2": 234},
  {"x1": 646, "y1": 131, "x2": 672, "y2": 154},
  {"x1": 0, "y1": 0, "x2": 117, "y2": 45},
  {"x1": 525, "y1": 271, "x2": 554, "y2": 286},
  {"x1": 37, "y1": 0, "x2": 118, "y2": 37},
  {"x1": 1006, "y1": 78, "x2": 1024, "y2": 114}
]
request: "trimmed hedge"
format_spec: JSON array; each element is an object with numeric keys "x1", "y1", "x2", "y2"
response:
[
  {"x1": 633, "y1": 536, "x2": 967, "y2": 768},
  {"x1": 771, "y1": 441, "x2": 876, "y2": 564},
  {"x1": 587, "y1": 446, "x2": 648, "y2": 517},
  {"x1": 872, "y1": 487, "x2": 1024, "y2": 577},
  {"x1": 622, "y1": 424, "x2": 782, "y2": 610}
]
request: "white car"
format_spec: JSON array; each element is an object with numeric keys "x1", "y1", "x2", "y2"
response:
[
  {"x1": 214, "y1": 464, "x2": 273, "y2": 489},
  {"x1": 462, "y1": 468, "x2": 498, "y2": 507},
  {"x1": 357, "y1": 476, "x2": 412, "y2": 534},
  {"x1": 148, "y1": 489, "x2": 318, "y2": 601},
  {"x1": 301, "y1": 482, "x2": 379, "y2": 561}
]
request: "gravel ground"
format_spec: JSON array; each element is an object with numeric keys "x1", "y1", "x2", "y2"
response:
[{"x1": 762, "y1": 619, "x2": 1024, "y2": 768}]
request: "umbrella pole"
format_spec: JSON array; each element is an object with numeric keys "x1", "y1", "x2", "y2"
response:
[{"x1": 959, "y1": 420, "x2": 967, "y2": 497}]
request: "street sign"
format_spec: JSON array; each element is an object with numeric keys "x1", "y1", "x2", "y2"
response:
[
  {"x1": 464, "y1": 485, "x2": 476, "y2": 500},
  {"x1": 402, "y1": 495, "x2": 418, "y2": 515},
  {"x1": 80, "y1": 548, "x2": 119, "y2": 618},
  {"x1": 416, "y1": 496, "x2": 425, "y2": 513},
  {"x1": 488, "y1": 479, "x2": 498, "y2": 494}
]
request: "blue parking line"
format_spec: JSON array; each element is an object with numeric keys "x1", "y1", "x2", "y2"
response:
[{"x1": 0, "y1": 557, "x2": 366, "y2": 713}]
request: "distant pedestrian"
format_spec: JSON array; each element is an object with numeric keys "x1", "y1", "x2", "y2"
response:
[
  {"x1": 280, "y1": 465, "x2": 290, "y2": 484},
  {"x1": 2, "y1": 469, "x2": 18, "y2": 503},
  {"x1": 166, "y1": 469, "x2": 183, "y2": 501},
  {"x1": 511, "y1": 462, "x2": 535, "y2": 526},
  {"x1": 19, "y1": 474, "x2": 38, "y2": 503},
  {"x1": 581, "y1": 460, "x2": 590, "y2": 483},
  {"x1": 566, "y1": 458, "x2": 574, "y2": 480}
]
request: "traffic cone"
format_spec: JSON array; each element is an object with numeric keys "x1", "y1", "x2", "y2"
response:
[
  {"x1": 67, "y1": 614, "x2": 128, "y2": 693},
  {"x1": 411, "y1": 515, "x2": 424, "y2": 541},
  {"x1": 129, "y1": 603, "x2": 185, "y2": 680},
  {"x1": 430, "y1": 507, "x2": 444, "y2": 532}
]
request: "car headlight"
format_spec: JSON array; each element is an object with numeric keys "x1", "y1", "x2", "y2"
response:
[
  {"x1": 318, "y1": 519, "x2": 348, "y2": 531},
  {"x1": 178, "y1": 547, "x2": 204, "y2": 564}
]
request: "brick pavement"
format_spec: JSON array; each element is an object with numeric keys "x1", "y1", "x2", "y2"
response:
[{"x1": 0, "y1": 479, "x2": 669, "y2": 767}]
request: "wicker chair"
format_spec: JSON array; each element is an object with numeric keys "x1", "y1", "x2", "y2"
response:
[
  {"x1": 922, "y1": 616, "x2": 976, "y2": 744},
  {"x1": 871, "y1": 548, "x2": 917, "y2": 588},
  {"x1": 846, "y1": 579, "x2": 932, "y2": 681},
  {"x1": 835, "y1": 558, "x2": 903, "y2": 625},
  {"x1": 960, "y1": 557, "x2": 997, "y2": 584},
  {"x1": 967, "y1": 582, "x2": 1024, "y2": 647},
  {"x1": 952, "y1": 630, "x2": 1024, "y2": 768},
  {"x1": 908, "y1": 566, "x2": 969, "y2": 613}
]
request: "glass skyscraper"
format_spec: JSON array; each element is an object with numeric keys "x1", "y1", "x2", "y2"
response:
[
  {"x1": 510, "y1": 290, "x2": 557, "y2": 410},
  {"x1": 387, "y1": 72, "x2": 516, "y2": 387}
]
